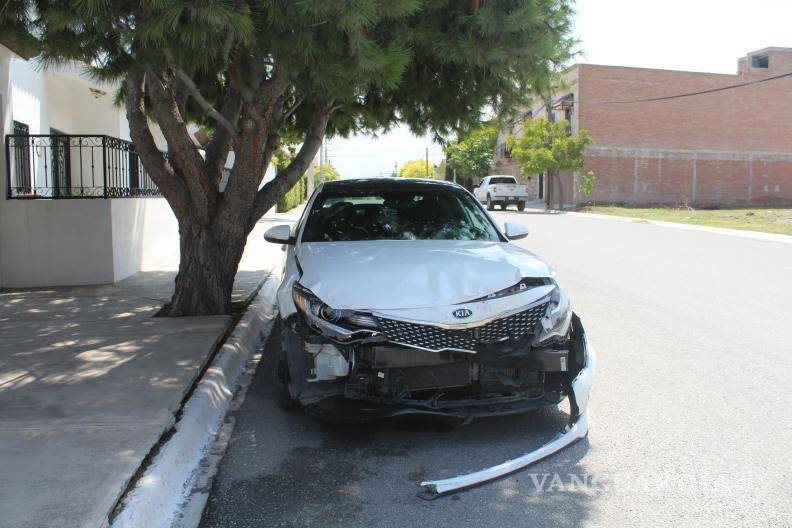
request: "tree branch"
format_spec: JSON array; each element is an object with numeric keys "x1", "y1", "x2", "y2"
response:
[
  {"x1": 145, "y1": 66, "x2": 217, "y2": 222},
  {"x1": 247, "y1": 102, "x2": 333, "y2": 228},
  {"x1": 173, "y1": 67, "x2": 238, "y2": 140},
  {"x1": 204, "y1": 87, "x2": 242, "y2": 187},
  {"x1": 281, "y1": 94, "x2": 305, "y2": 122},
  {"x1": 124, "y1": 70, "x2": 190, "y2": 222}
]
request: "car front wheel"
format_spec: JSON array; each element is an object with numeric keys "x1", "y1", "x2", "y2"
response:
[
  {"x1": 517, "y1": 201, "x2": 526, "y2": 211},
  {"x1": 277, "y1": 321, "x2": 303, "y2": 411}
]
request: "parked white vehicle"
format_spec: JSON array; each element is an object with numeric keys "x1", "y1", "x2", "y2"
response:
[
  {"x1": 473, "y1": 174, "x2": 530, "y2": 211},
  {"x1": 264, "y1": 178, "x2": 595, "y2": 497}
]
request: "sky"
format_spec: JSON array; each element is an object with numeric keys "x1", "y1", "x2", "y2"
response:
[{"x1": 329, "y1": 0, "x2": 792, "y2": 179}]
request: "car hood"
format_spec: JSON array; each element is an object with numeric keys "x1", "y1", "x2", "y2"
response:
[{"x1": 296, "y1": 240, "x2": 553, "y2": 310}]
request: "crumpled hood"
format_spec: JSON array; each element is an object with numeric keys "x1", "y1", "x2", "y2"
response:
[{"x1": 296, "y1": 240, "x2": 553, "y2": 310}]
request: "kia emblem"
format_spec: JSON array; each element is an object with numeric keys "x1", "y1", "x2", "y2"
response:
[{"x1": 453, "y1": 308, "x2": 473, "y2": 319}]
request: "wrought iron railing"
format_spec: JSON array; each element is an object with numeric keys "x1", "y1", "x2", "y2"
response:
[{"x1": 5, "y1": 134, "x2": 162, "y2": 199}]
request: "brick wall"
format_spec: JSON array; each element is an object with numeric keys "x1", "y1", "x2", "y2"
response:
[
  {"x1": 583, "y1": 147, "x2": 792, "y2": 206},
  {"x1": 577, "y1": 64, "x2": 792, "y2": 152},
  {"x1": 568, "y1": 49, "x2": 792, "y2": 206},
  {"x1": 492, "y1": 50, "x2": 792, "y2": 207}
]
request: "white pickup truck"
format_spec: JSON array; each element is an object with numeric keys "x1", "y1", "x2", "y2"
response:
[{"x1": 473, "y1": 175, "x2": 529, "y2": 211}]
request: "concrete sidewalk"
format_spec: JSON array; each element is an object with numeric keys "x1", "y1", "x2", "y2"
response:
[{"x1": 0, "y1": 212, "x2": 294, "y2": 528}]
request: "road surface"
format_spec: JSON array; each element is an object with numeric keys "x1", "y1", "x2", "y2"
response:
[{"x1": 200, "y1": 209, "x2": 792, "y2": 528}]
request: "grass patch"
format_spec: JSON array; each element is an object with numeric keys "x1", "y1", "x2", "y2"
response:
[{"x1": 582, "y1": 205, "x2": 792, "y2": 236}]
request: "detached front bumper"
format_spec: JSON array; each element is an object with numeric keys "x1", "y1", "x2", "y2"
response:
[{"x1": 418, "y1": 330, "x2": 596, "y2": 498}]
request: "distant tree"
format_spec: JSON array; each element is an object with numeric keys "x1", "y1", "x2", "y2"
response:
[
  {"x1": 444, "y1": 123, "x2": 499, "y2": 187},
  {"x1": 311, "y1": 164, "x2": 341, "y2": 187},
  {"x1": 399, "y1": 159, "x2": 435, "y2": 179},
  {"x1": 20, "y1": 0, "x2": 575, "y2": 315},
  {"x1": 509, "y1": 118, "x2": 593, "y2": 209}
]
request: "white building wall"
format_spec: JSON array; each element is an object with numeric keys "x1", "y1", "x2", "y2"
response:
[
  {"x1": 2, "y1": 54, "x2": 281, "y2": 288},
  {"x1": 0, "y1": 45, "x2": 14, "y2": 288},
  {"x1": 45, "y1": 71, "x2": 120, "y2": 137},
  {"x1": 0, "y1": 199, "x2": 115, "y2": 286},
  {"x1": 111, "y1": 198, "x2": 179, "y2": 281},
  {"x1": 1, "y1": 56, "x2": 180, "y2": 288}
]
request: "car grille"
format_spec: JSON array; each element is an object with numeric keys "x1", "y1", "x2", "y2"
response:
[{"x1": 374, "y1": 302, "x2": 548, "y2": 352}]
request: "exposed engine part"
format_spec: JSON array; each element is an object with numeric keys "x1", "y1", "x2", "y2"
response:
[
  {"x1": 372, "y1": 346, "x2": 463, "y2": 368},
  {"x1": 479, "y1": 366, "x2": 543, "y2": 390},
  {"x1": 400, "y1": 362, "x2": 471, "y2": 390},
  {"x1": 305, "y1": 343, "x2": 349, "y2": 382}
]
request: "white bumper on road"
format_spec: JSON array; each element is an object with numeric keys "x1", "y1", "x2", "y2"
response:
[{"x1": 419, "y1": 338, "x2": 597, "y2": 497}]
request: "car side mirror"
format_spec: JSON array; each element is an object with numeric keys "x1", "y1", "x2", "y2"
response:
[
  {"x1": 264, "y1": 224, "x2": 294, "y2": 244},
  {"x1": 503, "y1": 222, "x2": 529, "y2": 241}
]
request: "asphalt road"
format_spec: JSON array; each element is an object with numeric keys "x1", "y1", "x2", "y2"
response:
[{"x1": 200, "y1": 209, "x2": 792, "y2": 528}]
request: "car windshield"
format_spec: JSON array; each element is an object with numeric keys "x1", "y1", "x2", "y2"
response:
[
  {"x1": 489, "y1": 176, "x2": 516, "y2": 184},
  {"x1": 301, "y1": 185, "x2": 502, "y2": 242}
]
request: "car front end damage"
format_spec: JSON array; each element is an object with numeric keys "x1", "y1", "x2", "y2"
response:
[
  {"x1": 279, "y1": 277, "x2": 596, "y2": 495},
  {"x1": 279, "y1": 277, "x2": 593, "y2": 419}
]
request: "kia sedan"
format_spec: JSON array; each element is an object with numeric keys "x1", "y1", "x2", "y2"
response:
[{"x1": 264, "y1": 178, "x2": 595, "y2": 496}]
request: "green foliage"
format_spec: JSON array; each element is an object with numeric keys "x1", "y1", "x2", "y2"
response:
[
  {"x1": 272, "y1": 145, "x2": 297, "y2": 172},
  {"x1": 311, "y1": 163, "x2": 341, "y2": 187},
  {"x1": 0, "y1": 0, "x2": 40, "y2": 58},
  {"x1": 277, "y1": 174, "x2": 306, "y2": 212},
  {"x1": 26, "y1": 0, "x2": 576, "y2": 141},
  {"x1": 444, "y1": 123, "x2": 499, "y2": 184},
  {"x1": 399, "y1": 159, "x2": 434, "y2": 179},
  {"x1": 580, "y1": 171, "x2": 597, "y2": 198},
  {"x1": 17, "y1": 0, "x2": 578, "y2": 313},
  {"x1": 509, "y1": 118, "x2": 593, "y2": 178},
  {"x1": 277, "y1": 163, "x2": 341, "y2": 212}
]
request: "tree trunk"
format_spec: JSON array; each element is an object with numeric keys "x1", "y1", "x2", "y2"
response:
[
  {"x1": 124, "y1": 69, "x2": 330, "y2": 316},
  {"x1": 554, "y1": 170, "x2": 565, "y2": 210},
  {"x1": 166, "y1": 221, "x2": 242, "y2": 316},
  {"x1": 545, "y1": 171, "x2": 553, "y2": 208}
]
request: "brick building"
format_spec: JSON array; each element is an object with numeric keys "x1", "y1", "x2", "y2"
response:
[{"x1": 493, "y1": 47, "x2": 792, "y2": 207}]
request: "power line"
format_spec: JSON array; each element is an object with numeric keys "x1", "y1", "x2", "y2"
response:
[{"x1": 555, "y1": 70, "x2": 792, "y2": 107}]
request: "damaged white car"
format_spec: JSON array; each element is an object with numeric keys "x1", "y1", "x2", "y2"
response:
[{"x1": 265, "y1": 178, "x2": 595, "y2": 496}]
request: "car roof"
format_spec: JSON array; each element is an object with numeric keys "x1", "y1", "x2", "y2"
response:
[{"x1": 320, "y1": 177, "x2": 464, "y2": 191}]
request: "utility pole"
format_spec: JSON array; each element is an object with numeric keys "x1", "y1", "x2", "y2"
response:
[
  {"x1": 394, "y1": 161, "x2": 397, "y2": 177},
  {"x1": 425, "y1": 147, "x2": 429, "y2": 178}
]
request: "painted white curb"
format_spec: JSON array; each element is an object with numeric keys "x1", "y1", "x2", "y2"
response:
[
  {"x1": 560, "y1": 210, "x2": 792, "y2": 245},
  {"x1": 109, "y1": 273, "x2": 281, "y2": 528}
]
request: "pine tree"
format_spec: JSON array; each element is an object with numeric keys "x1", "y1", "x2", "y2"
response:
[{"x1": 18, "y1": 0, "x2": 575, "y2": 315}]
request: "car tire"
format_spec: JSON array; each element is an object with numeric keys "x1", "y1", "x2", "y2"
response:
[
  {"x1": 276, "y1": 322, "x2": 303, "y2": 411},
  {"x1": 486, "y1": 195, "x2": 494, "y2": 211},
  {"x1": 517, "y1": 201, "x2": 526, "y2": 211}
]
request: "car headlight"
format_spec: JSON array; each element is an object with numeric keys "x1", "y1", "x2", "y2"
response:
[
  {"x1": 292, "y1": 283, "x2": 343, "y2": 321},
  {"x1": 292, "y1": 283, "x2": 378, "y2": 328},
  {"x1": 534, "y1": 286, "x2": 572, "y2": 346}
]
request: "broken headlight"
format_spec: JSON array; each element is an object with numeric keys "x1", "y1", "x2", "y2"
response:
[
  {"x1": 292, "y1": 283, "x2": 378, "y2": 329},
  {"x1": 533, "y1": 285, "x2": 572, "y2": 346},
  {"x1": 292, "y1": 283, "x2": 343, "y2": 321}
]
